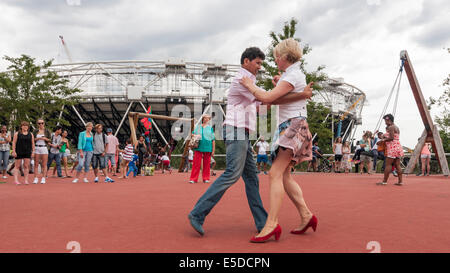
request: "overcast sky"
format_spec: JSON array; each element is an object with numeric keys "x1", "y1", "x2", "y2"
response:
[{"x1": 1, "y1": 0, "x2": 449, "y2": 147}]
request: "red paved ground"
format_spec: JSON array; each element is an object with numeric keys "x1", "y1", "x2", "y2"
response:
[{"x1": 0, "y1": 171, "x2": 449, "y2": 253}]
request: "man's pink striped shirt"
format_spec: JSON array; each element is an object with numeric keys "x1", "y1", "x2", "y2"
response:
[{"x1": 223, "y1": 67, "x2": 261, "y2": 132}]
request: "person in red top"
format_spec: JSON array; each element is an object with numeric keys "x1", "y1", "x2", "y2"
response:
[{"x1": 419, "y1": 142, "x2": 432, "y2": 176}]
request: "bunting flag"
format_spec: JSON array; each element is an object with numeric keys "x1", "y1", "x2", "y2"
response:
[{"x1": 140, "y1": 106, "x2": 152, "y2": 130}]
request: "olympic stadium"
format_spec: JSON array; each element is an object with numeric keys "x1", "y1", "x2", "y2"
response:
[{"x1": 45, "y1": 58, "x2": 366, "y2": 145}]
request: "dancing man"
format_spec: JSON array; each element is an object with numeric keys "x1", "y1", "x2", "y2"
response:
[{"x1": 188, "y1": 46, "x2": 313, "y2": 236}]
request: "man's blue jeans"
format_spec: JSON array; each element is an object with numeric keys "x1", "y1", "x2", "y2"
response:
[
  {"x1": 189, "y1": 126, "x2": 268, "y2": 231},
  {"x1": 372, "y1": 150, "x2": 378, "y2": 171},
  {"x1": 0, "y1": 150, "x2": 9, "y2": 171},
  {"x1": 47, "y1": 152, "x2": 62, "y2": 177}
]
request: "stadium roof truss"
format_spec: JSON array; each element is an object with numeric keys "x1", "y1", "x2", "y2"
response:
[{"x1": 40, "y1": 60, "x2": 366, "y2": 144}]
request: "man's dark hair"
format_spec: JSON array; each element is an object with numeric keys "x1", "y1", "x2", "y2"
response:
[
  {"x1": 383, "y1": 114, "x2": 394, "y2": 122},
  {"x1": 54, "y1": 125, "x2": 62, "y2": 132},
  {"x1": 240, "y1": 47, "x2": 265, "y2": 64}
]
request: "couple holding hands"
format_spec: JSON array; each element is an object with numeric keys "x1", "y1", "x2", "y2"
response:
[{"x1": 188, "y1": 38, "x2": 317, "y2": 243}]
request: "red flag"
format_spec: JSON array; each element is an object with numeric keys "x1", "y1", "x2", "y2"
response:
[{"x1": 140, "y1": 106, "x2": 152, "y2": 130}]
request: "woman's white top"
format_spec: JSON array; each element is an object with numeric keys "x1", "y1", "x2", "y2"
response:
[
  {"x1": 276, "y1": 61, "x2": 307, "y2": 126},
  {"x1": 36, "y1": 134, "x2": 46, "y2": 146},
  {"x1": 334, "y1": 143, "x2": 343, "y2": 155}
]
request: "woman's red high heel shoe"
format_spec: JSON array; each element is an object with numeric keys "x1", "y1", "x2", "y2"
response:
[
  {"x1": 291, "y1": 215, "x2": 318, "y2": 234},
  {"x1": 250, "y1": 224, "x2": 282, "y2": 243}
]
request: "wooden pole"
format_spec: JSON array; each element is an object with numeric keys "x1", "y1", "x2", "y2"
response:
[
  {"x1": 128, "y1": 109, "x2": 195, "y2": 172},
  {"x1": 133, "y1": 113, "x2": 139, "y2": 132},
  {"x1": 401, "y1": 50, "x2": 449, "y2": 176},
  {"x1": 129, "y1": 110, "x2": 199, "y2": 173},
  {"x1": 404, "y1": 129, "x2": 427, "y2": 174},
  {"x1": 178, "y1": 118, "x2": 194, "y2": 173},
  {"x1": 431, "y1": 125, "x2": 449, "y2": 176},
  {"x1": 128, "y1": 113, "x2": 138, "y2": 146}
]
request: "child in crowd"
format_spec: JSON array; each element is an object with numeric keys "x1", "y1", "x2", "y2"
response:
[
  {"x1": 342, "y1": 141, "x2": 352, "y2": 173},
  {"x1": 154, "y1": 153, "x2": 162, "y2": 170},
  {"x1": 70, "y1": 156, "x2": 78, "y2": 175},
  {"x1": 328, "y1": 156, "x2": 335, "y2": 171},
  {"x1": 116, "y1": 149, "x2": 123, "y2": 174},
  {"x1": 142, "y1": 151, "x2": 155, "y2": 176},
  {"x1": 186, "y1": 148, "x2": 194, "y2": 172},
  {"x1": 352, "y1": 141, "x2": 361, "y2": 164},
  {"x1": 352, "y1": 141, "x2": 362, "y2": 173},
  {"x1": 161, "y1": 153, "x2": 171, "y2": 174},
  {"x1": 182, "y1": 151, "x2": 189, "y2": 173},
  {"x1": 119, "y1": 139, "x2": 134, "y2": 179},
  {"x1": 126, "y1": 150, "x2": 139, "y2": 178},
  {"x1": 142, "y1": 151, "x2": 152, "y2": 167},
  {"x1": 182, "y1": 148, "x2": 193, "y2": 173},
  {"x1": 210, "y1": 156, "x2": 216, "y2": 176}
]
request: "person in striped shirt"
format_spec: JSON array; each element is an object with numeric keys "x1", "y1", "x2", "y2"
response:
[{"x1": 119, "y1": 138, "x2": 134, "y2": 179}]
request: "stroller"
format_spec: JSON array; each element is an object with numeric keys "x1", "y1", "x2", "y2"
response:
[{"x1": 316, "y1": 154, "x2": 332, "y2": 173}]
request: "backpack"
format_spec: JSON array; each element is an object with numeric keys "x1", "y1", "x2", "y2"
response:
[{"x1": 93, "y1": 133, "x2": 107, "y2": 148}]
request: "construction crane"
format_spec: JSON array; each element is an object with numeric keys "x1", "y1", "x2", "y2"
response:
[{"x1": 59, "y1": 35, "x2": 73, "y2": 63}]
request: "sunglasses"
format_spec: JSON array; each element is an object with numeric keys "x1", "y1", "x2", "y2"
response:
[{"x1": 38, "y1": 122, "x2": 44, "y2": 125}]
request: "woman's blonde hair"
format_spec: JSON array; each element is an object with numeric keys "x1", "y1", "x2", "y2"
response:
[
  {"x1": 85, "y1": 122, "x2": 93, "y2": 128},
  {"x1": 273, "y1": 38, "x2": 303, "y2": 64}
]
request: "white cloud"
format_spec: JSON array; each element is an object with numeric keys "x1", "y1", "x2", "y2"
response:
[{"x1": 0, "y1": 0, "x2": 448, "y2": 147}]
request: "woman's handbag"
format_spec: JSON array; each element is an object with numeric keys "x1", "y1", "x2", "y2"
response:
[
  {"x1": 189, "y1": 126, "x2": 204, "y2": 149},
  {"x1": 189, "y1": 134, "x2": 201, "y2": 149}
]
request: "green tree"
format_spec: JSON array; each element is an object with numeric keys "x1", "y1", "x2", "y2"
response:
[
  {"x1": 257, "y1": 18, "x2": 331, "y2": 152},
  {"x1": 429, "y1": 48, "x2": 450, "y2": 152},
  {"x1": 258, "y1": 18, "x2": 327, "y2": 90},
  {"x1": 0, "y1": 54, "x2": 81, "y2": 131},
  {"x1": 307, "y1": 101, "x2": 333, "y2": 154}
]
